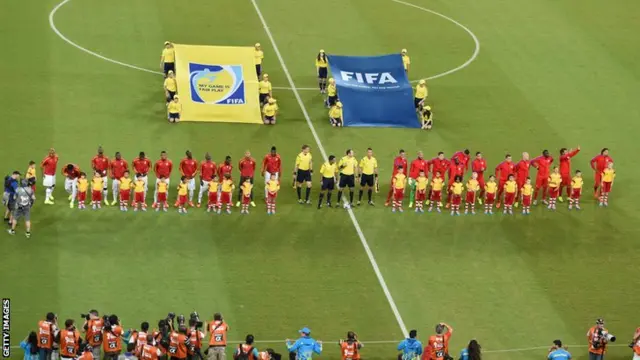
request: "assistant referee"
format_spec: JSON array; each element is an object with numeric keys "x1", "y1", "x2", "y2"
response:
[
  {"x1": 294, "y1": 145, "x2": 313, "y2": 204},
  {"x1": 317, "y1": 155, "x2": 337, "y2": 209},
  {"x1": 337, "y1": 149, "x2": 358, "y2": 208},
  {"x1": 358, "y1": 148, "x2": 378, "y2": 206}
]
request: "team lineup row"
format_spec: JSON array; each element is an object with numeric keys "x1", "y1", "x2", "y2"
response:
[{"x1": 21, "y1": 144, "x2": 616, "y2": 215}]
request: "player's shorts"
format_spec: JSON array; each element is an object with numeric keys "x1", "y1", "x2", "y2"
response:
[
  {"x1": 339, "y1": 174, "x2": 355, "y2": 188},
  {"x1": 465, "y1": 192, "x2": 476, "y2": 204},
  {"x1": 321, "y1": 177, "x2": 335, "y2": 190},
  {"x1": 43, "y1": 174, "x2": 56, "y2": 187},
  {"x1": 267, "y1": 191, "x2": 278, "y2": 202},
  {"x1": 264, "y1": 171, "x2": 279, "y2": 182},
  {"x1": 360, "y1": 174, "x2": 375, "y2": 187},
  {"x1": 602, "y1": 181, "x2": 612, "y2": 193},
  {"x1": 208, "y1": 192, "x2": 218, "y2": 205},
  {"x1": 431, "y1": 190, "x2": 442, "y2": 202},
  {"x1": 571, "y1": 188, "x2": 581, "y2": 199},
  {"x1": 167, "y1": 91, "x2": 176, "y2": 102},
  {"x1": 64, "y1": 178, "x2": 77, "y2": 192},
  {"x1": 536, "y1": 176, "x2": 549, "y2": 188},
  {"x1": 187, "y1": 178, "x2": 196, "y2": 191},
  {"x1": 504, "y1": 192, "x2": 516, "y2": 205},
  {"x1": 318, "y1": 67, "x2": 328, "y2": 79},
  {"x1": 451, "y1": 194, "x2": 462, "y2": 205},
  {"x1": 157, "y1": 192, "x2": 167, "y2": 203},
  {"x1": 242, "y1": 194, "x2": 251, "y2": 205},
  {"x1": 327, "y1": 95, "x2": 337, "y2": 106},
  {"x1": 78, "y1": 191, "x2": 86, "y2": 202},
  {"x1": 330, "y1": 117, "x2": 342, "y2": 126},
  {"x1": 393, "y1": 188, "x2": 404, "y2": 200},
  {"x1": 485, "y1": 192, "x2": 495, "y2": 204},
  {"x1": 134, "y1": 192, "x2": 144, "y2": 203},
  {"x1": 416, "y1": 190, "x2": 426, "y2": 202},
  {"x1": 259, "y1": 93, "x2": 269, "y2": 104},
  {"x1": 265, "y1": 115, "x2": 275, "y2": 122},
  {"x1": 177, "y1": 194, "x2": 186, "y2": 205},
  {"x1": 414, "y1": 97, "x2": 424, "y2": 108},
  {"x1": 220, "y1": 191, "x2": 232, "y2": 204},
  {"x1": 169, "y1": 112, "x2": 180, "y2": 121},
  {"x1": 548, "y1": 187, "x2": 559, "y2": 198},
  {"x1": 91, "y1": 190, "x2": 102, "y2": 202},
  {"x1": 120, "y1": 189, "x2": 130, "y2": 202},
  {"x1": 522, "y1": 194, "x2": 532, "y2": 207},
  {"x1": 296, "y1": 170, "x2": 312, "y2": 183},
  {"x1": 163, "y1": 62, "x2": 175, "y2": 75},
  {"x1": 255, "y1": 64, "x2": 262, "y2": 77},
  {"x1": 561, "y1": 174, "x2": 572, "y2": 186}
]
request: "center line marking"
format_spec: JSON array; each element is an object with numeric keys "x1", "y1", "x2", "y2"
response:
[{"x1": 250, "y1": 0, "x2": 409, "y2": 338}]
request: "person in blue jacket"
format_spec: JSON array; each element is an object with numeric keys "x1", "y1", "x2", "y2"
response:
[
  {"x1": 20, "y1": 331, "x2": 39, "y2": 360},
  {"x1": 286, "y1": 327, "x2": 322, "y2": 360},
  {"x1": 548, "y1": 340, "x2": 571, "y2": 360},
  {"x1": 397, "y1": 329, "x2": 423, "y2": 360},
  {"x1": 459, "y1": 339, "x2": 481, "y2": 360}
]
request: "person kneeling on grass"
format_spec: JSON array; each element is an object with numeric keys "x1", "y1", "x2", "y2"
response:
[
  {"x1": 329, "y1": 101, "x2": 343, "y2": 127},
  {"x1": 167, "y1": 95, "x2": 182, "y2": 123},
  {"x1": 263, "y1": 98, "x2": 278, "y2": 125},
  {"x1": 164, "y1": 70, "x2": 177, "y2": 103}
]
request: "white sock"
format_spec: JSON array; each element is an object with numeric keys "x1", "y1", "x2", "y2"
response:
[
  {"x1": 45, "y1": 187, "x2": 52, "y2": 200},
  {"x1": 103, "y1": 190, "x2": 108, "y2": 199}
]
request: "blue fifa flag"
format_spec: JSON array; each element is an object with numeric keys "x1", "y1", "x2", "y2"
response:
[{"x1": 328, "y1": 54, "x2": 419, "y2": 128}]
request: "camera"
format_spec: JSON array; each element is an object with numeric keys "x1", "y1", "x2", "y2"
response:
[
  {"x1": 80, "y1": 314, "x2": 90, "y2": 321},
  {"x1": 593, "y1": 329, "x2": 616, "y2": 348},
  {"x1": 190, "y1": 311, "x2": 203, "y2": 328}
]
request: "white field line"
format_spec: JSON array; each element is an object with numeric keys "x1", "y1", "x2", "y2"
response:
[
  {"x1": 249, "y1": 0, "x2": 410, "y2": 339},
  {"x1": 391, "y1": 0, "x2": 480, "y2": 83},
  {"x1": 49, "y1": 0, "x2": 479, "y2": 89}
]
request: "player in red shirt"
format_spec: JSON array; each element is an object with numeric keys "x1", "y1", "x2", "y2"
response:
[
  {"x1": 471, "y1": 152, "x2": 487, "y2": 202},
  {"x1": 62, "y1": 163, "x2": 81, "y2": 208},
  {"x1": 152, "y1": 151, "x2": 173, "y2": 208},
  {"x1": 385, "y1": 150, "x2": 407, "y2": 206},
  {"x1": 590, "y1": 148, "x2": 613, "y2": 198},
  {"x1": 558, "y1": 146, "x2": 580, "y2": 201},
  {"x1": 237, "y1": 151, "x2": 257, "y2": 207},
  {"x1": 132, "y1": 151, "x2": 152, "y2": 200},
  {"x1": 408, "y1": 151, "x2": 429, "y2": 208},
  {"x1": 197, "y1": 153, "x2": 217, "y2": 208},
  {"x1": 178, "y1": 150, "x2": 198, "y2": 207},
  {"x1": 40, "y1": 148, "x2": 59, "y2": 204},
  {"x1": 261, "y1": 146, "x2": 282, "y2": 199},
  {"x1": 494, "y1": 154, "x2": 515, "y2": 208},
  {"x1": 451, "y1": 149, "x2": 470, "y2": 173},
  {"x1": 109, "y1": 152, "x2": 129, "y2": 206},
  {"x1": 217, "y1": 156, "x2": 233, "y2": 182},
  {"x1": 531, "y1": 150, "x2": 554, "y2": 205},
  {"x1": 446, "y1": 158, "x2": 465, "y2": 207},
  {"x1": 428, "y1": 152, "x2": 450, "y2": 201},
  {"x1": 513, "y1": 152, "x2": 530, "y2": 207},
  {"x1": 91, "y1": 146, "x2": 110, "y2": 205}
]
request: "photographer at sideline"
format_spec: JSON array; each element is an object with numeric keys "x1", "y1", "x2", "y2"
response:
[
  {"x1": 154, "y1": 317, "x2": 174, "y2": 360},
  {"x1": 8, "y1": 179, "x2": 34, "y2": 238},
  {"x1": 339, "y1": 331, "x2": 362, "y2": 360},
  {"x1": 286, "y1": 327, "x2": 322, "y2": 360},
  {"x1": 631, "y1": 327, "x2": 640, "y2": 360},
  {"x1": 397, "y1": 330, "x2": 422, "y2": 360},
  {"x1": 206, "y1": 313, "x2": 229, "y2": 360},
  {"x1": 57, "y1": 319, "x2": 82, "y2": 359},
  {"x1": 187, "y1": 316, "x2": 205, "y2": 360},
  {"x1": 458, "y1": 340, "x2": 481, "y2": 360},
  {"x1": 140, "y1": 335, "x2": 163, "y2": 360},
  {"x1": 587, "y1": 318, "x2": 615, "y2": 360},
  {"x1": 3, "y1": 171, "x2": 20, "y2": 224},
  {"x1": 424, "y1": 323, "x2": 453, "y2": 360},
  {"x1": 234, "y1": 334, "x2": 260, "y2": 360},
  {"x1": 37, "y1": 313, "x2": 59, "y2": 360},
  {"x1": 102, "y1": 315, "x2": 124, "y2": 360},
  {"x1": 83, "y1": 310, "x2": 104, "y2": 360},
  {"x1": 168, "y1": 326, "x2": 190, "y2": 360},
  {"x1": 547, "y1": 340, "x2": 570, "y2": 360},
  {"x1": 129, "y1": 322, "x2": 152, "y2": 356}
]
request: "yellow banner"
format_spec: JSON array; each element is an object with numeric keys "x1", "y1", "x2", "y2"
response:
[{"x1": 174, "y1": 44, "x2": 262, "y2": 124}]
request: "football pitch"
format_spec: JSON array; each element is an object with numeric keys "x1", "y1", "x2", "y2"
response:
[{"x1": 2, "y1": 0, "x2": 640, "y2": 359}]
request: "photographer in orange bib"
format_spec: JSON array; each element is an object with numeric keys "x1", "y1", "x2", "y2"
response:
[{"x1": 422, "y1": 323, "x2": 453, "y2": 360}]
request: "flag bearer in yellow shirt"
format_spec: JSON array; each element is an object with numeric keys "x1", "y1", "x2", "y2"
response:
[
  {"x1": 569, "y1": 170, "x2": 583, "y2": 210},
  {"x1": 316, "y1": 50, "x2": 329, "y2": 93}
]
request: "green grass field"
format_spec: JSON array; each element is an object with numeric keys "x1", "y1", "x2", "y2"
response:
[{"x1": 2, "y1": 0, "x2": 640, "y2": 359}]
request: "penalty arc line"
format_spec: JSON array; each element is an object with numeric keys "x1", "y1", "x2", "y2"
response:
[
  {"x1": 249, "y1": 0, "x2": 410, "y2": 339},
  {"x1": 49, "y1": 0, "x2": 479, "y2": 90}
]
